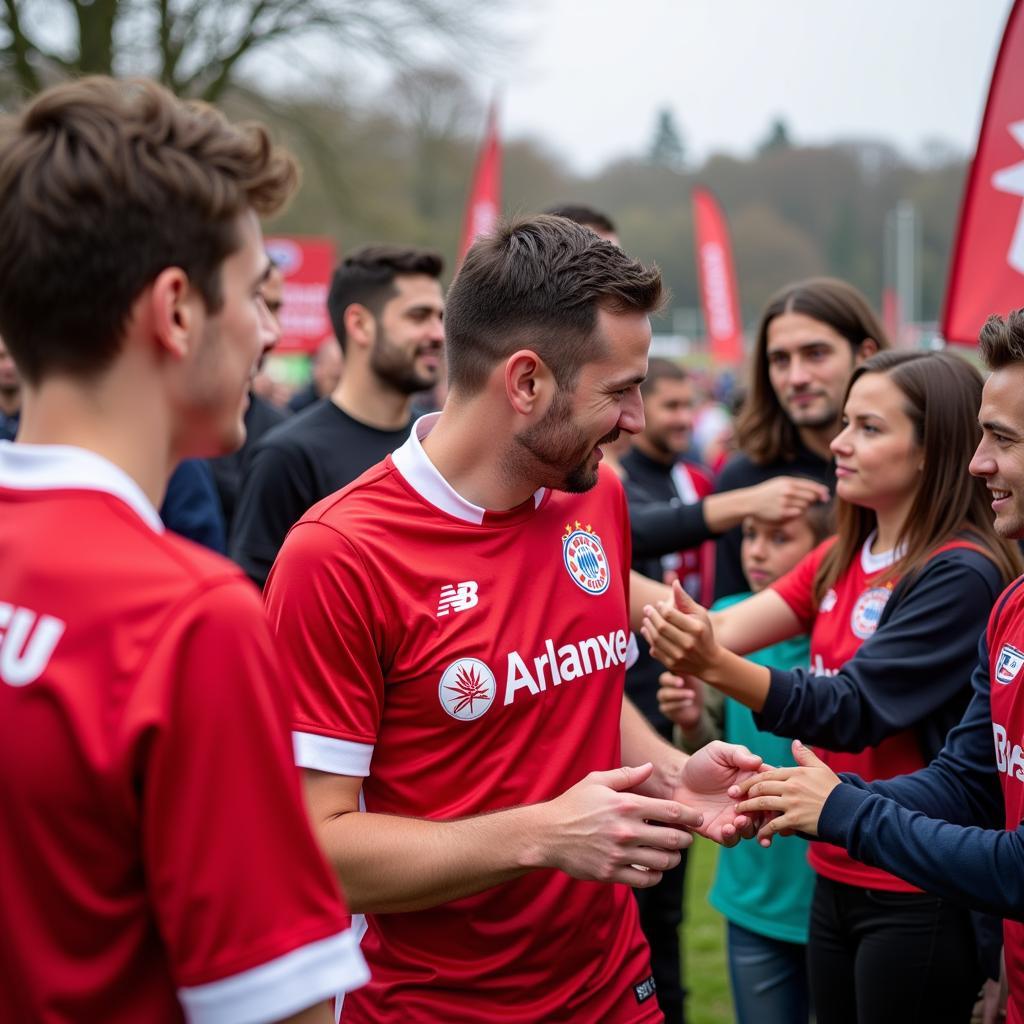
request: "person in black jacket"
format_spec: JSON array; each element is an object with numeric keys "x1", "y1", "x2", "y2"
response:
[
  {"x1": 646, "y1": 351, "x2": 1024, "y2": 1024},
  {"x1": 230, "y1": 245, "x2": 445, "y2": 588},
  {"x1": 714, "y1": 278, "x2": 888, "y2": 600}
]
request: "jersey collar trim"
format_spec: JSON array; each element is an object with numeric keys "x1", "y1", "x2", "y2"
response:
[
  {"x1": 0, "y1": 441, "x2": 164, "y2": 533},
  {"x1": 392, "y1": 413, "x2": 546, "y2": 525},
  {"x1": 860, "y1": 529, "x2": 903, "y2": 574}
]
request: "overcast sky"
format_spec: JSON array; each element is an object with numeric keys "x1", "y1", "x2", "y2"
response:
[{"x1": 467, "y1": 0, "x2": 1015, "y2": 173}]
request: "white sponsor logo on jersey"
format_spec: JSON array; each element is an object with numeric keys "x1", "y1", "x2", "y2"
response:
[
  {"x1": 995, "y1": 644, "x2": 1024, "y2": 686},
  {"x1": 850, "y1": 587, "x2": 891, "y2": 640},
  {"x1": 437, "y1": 581, "x2": 479, "y2": 617},
  {"x1": 439, "y1": 629, "x2": 632, "y2": 719},
  {"x1": 819, "y1": 589, "x2": 838, "y2": 613},
  {"x1": 504, "y1": 629, "x2": 630, "y2": 706},
  {"x1": 0, "y1": 601, "x2": 66, "y2": 687},
  {"x1": 993, "y1": 722, "x2": 1024, "y2": 781},
  {"x1": 562, "y1": 523, "x2": 610, "y2": 595},
  {"x1": 438, "y1": 658, "x2": 496, "y2": 721}
]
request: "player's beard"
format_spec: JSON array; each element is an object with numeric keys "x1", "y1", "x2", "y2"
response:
[
  {"x1": 370, "y1": 327, "x2": 440, "y2": 396},
  {"x1": 513, "y1": 389, "x2": 618, "y2": 494}
]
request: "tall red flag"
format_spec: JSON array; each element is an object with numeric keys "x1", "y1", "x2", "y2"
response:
[
  {"x1": 692, "y1": 187, "x2": 744, "y2": 365},
  {"x1": 942, "y1": 0, "x2": 1024, "y2": 345},
  {"x1": 458, "y1": 102, "x2": 502, "y2": 262}
]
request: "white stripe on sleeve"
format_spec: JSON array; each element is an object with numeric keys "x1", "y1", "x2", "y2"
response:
[
  {"x1": 293, "y1": 732, "x2": 373, "y2": 777},
  {"x1": 178, "y1": 928, "x2": 369, "y2": 1024}
]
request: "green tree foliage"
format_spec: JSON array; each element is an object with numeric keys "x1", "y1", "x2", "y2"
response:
[{"x1": 647, "y1": 107, "x2": 686, "y2": 172}]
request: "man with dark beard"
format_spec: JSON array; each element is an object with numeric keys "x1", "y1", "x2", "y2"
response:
[{"x1": 230, "y1": 245, "x2": 445, "y2": 587}]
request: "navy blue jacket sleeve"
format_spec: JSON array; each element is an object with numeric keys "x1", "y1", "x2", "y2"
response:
[
  {"x1": 628, "y1": 500, "x2": 714, "y2": 558},
  {"x1": 755, "y1": 550, "x2": 1001, "y2": 752},
  {"x1": 160, "y1": 459, "x2": 227, "y2": 554},
  {"x1": 815, "y1": 637, "x2": 1024, "y2": 919}
]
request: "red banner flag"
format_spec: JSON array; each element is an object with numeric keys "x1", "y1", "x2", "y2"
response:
[
  {"x1": 458, "y1": 102, "x2": 502, "y2": 262},
  {"x1": 264, "y1": 236, "x2": 337, "y2": 355},
  {"x1": 692, "y1": 187, "x2": 744, "y2": 365},
  {"x1": 942, "y1": 0, "x2": 1024, "y2": 345}
]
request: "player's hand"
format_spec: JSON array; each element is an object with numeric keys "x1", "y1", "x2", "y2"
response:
[
  {"x1": 657, "y1": 671, "x2": 705, "y2": 729},
  {"x1": 542, "y1": 763, "x2": 702, "y2": 888},
  {"x1": 641, "y1": 580, "x2": 721, "y2": 678},
  {"x1": 672, "y1": 741, "x2": 766, "y2": 847},
  {"x1": 748, "y1": 476, "x2": 830, "y2": 523},
  {"x1": 733, "y1": 740, "x2": 840, "y2": 846}
]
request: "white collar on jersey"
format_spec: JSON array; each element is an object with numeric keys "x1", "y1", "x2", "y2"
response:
[
  {"x1": 0, "y1": 440, "x2": 164, "y2": 533},
  {"x1": 860, "y1": 529, "x2": 904, "y2": 574},
  {"x1": 391, "y1": 413, "x2": 546, "y2": 525}
]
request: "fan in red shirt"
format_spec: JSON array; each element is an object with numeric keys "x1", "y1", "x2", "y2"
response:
[
  {"x1": 266, "y1": 215, "x2": 767, "y2": 1023},
  {"x1": 0, "y1": 78, "x2": 366, "y2": 1023},
  {"x1": 645, "y1": 350, "x2": 1023, "y2": 1024}
]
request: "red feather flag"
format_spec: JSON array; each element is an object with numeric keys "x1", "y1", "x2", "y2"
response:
[
  {"x1": 942, "y1": 0, "x2": 1024, "y2": 345},
  {"x1": 458, "y1": 102, "x2": 502, "y2": 263},
  {"x1": 692, "y1": 187, "x2": 744, "y2": 365}
]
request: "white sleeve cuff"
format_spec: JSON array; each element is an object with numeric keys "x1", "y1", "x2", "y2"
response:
[
  {"x1": 178, "y1": 927, "x2": 369, "y2": 1024},
  {"x1": 293, "y1": 731, "x2": 374, "y2": 777}
]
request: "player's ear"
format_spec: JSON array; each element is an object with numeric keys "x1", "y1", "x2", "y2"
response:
[
  {"x1": 149, "y1": 267, "x2": 197, "y2": 360},
  {"x1": 504, "y1": 349, "x2": 554, "y2": 416}
]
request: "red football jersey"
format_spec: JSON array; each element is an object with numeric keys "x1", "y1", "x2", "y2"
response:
[
  {"x1": 986, "y1": 581, "x2": 1024, "y2": 1024},
  {"x1": 0, "y1": 443, "x2": 368, "y2": 1024},
  {"x1": 265, "y1": 415, "x2": 660, "y2": 1024},
  {"x1": 772, "y1": 533, "x2": 926, "y2": 891}
]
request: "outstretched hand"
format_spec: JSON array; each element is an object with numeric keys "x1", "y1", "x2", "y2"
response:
[
  {"x1": 672, "y1": 740, "x2": 771, "y2": 847},
  {"x1": 641, "y1": 580, "x2": 721, "y2": 677},
  {"x1": 732, "y1": 740, "x2": 841, "y2": 846}
]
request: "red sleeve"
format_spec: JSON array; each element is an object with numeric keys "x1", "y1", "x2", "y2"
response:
[
  {"x1": 770, "y1": 537, "x2": 835, "y2": 630},
  {"x1": 138, "y1": 579, "x2": 368, "y2": 1018},
  {"x1": 264, "y1": 520, "x2": 387, "y2": 777}
]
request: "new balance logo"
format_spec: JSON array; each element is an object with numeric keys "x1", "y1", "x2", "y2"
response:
[{"x1": 437, "y1": 581, "x2": 479, "y2": 617}]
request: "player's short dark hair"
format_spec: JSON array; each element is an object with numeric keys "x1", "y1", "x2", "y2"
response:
[
  {"x1": 979, "y1": 309, "x2": 1024, "y2": 370},
  {"x1": 0, "y1": 76, "x2": 298, "y2": 385},
  {"x1": 543, "y1": 203, "x2": 617, "y2": 237},
  {"x1": 640, "y1": 357, "x2": 686, "y2": 398},
  {"x1": 326, "y1": 244, "x2": 443, "y2": 352},
  {"x1": 444, "y1": 215, "x2": 663, "y2": 395}
]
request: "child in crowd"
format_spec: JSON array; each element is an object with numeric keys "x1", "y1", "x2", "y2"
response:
[{"x1": 661, "y1": 501, "x2": 833, "y2": 1024}]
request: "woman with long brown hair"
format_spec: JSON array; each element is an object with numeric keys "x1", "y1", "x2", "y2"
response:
[{"x1": 645, "y1": 350, "x2": 1023, "y2": 1024}]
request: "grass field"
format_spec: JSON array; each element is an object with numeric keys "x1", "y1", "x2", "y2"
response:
[{"x1": 683, "y1": 837, "x2": 734, "y2": 1024}]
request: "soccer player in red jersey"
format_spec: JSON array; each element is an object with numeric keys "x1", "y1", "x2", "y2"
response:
[
  {"x1": 265, "y1": 215, "x2": 766, "y2": 1023},
  {"x1": 0, "y1": 78, "x2": 367, "y2": 1023}
]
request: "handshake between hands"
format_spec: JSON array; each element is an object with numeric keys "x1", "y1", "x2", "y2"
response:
[{"x1": 638, "y1": 581, "x2": 842, "y2": 850}]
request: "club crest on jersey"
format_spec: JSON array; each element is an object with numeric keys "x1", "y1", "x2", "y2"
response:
[
  {"x1": 996, "y1": 644, "x2": 1024, "y2": 686},
  {"x1": 850, "y1": 586, "x2": 891, "y2": 639},
  {"x1": 562, "y1": 522, "x2": 610, "y2": 595},
  {"x1": 438, "y1": 657, "x2": 496, "y2": 721}
]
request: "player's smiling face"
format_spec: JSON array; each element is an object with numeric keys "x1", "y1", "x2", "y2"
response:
[
  {"x1": 970, "y1": 363, "x2": 1024, "y2": 540},
  {"x1": 517, "y1": 307, "x2": 649, "y2": 493}
]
